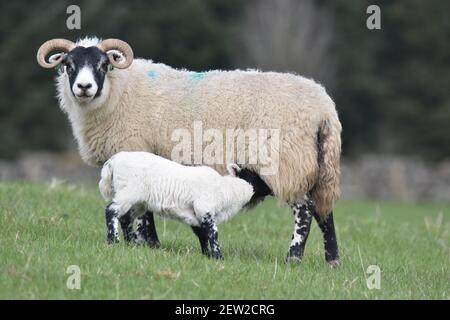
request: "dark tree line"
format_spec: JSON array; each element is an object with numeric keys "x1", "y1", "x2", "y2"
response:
[{"x1": 0, "y1": 0, "x2": 449, "y2": 161}]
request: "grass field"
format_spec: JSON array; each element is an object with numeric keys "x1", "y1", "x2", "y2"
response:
[{"x1": 0, "y1": 181, "x2": 448, "y2": 299}]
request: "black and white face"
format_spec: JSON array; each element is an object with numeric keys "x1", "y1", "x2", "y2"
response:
[
  {"x1": 38, "y1": 38, "x2": 134, "y2": 108},
  {"x1": 36, "y1": 37, "x2": 134, "y2": 109},
  {"x1": 51, "y1": 47, "x2": 112, "y2": 105},
  {"x1": 227, "y1": 164, "x2": 273, "y2": 209}
]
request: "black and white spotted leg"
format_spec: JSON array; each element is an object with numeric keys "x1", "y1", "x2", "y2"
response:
[
  {"x1": 119, "y1": 212, "x2": 133, "y2": 243},
  {"x1": 132, "y1": 215, "x2": 150, "y2": 245},
  {"x1": 201, "y1": 214, "x2": 223, "y2": 260},
  {"x1": 313, "y1": 211, "x2": 340, "y2": 268},
  {"x1": 191, "y1": 226, "x2": 210, "y2": 256},
  {"x1": 286, "y1": 199, "x2": 314, "y2": 263},
  {"x1": 128, "y1": 211, "x2": 160, "y2": 248},
  {"x1": 105, "y1": 203, "x2": 120, "y2": 245}
]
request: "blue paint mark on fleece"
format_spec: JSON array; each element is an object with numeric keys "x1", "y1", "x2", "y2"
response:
[
  {"x1": 189, "y1": 72, "x2": 206, "y2": 81},
  {"x1": 147, "y1": 70, "x2": 157, "y2": 79}
]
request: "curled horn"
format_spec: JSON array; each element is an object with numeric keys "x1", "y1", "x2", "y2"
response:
[
  {"x1": 36, "y1": 39, "x2": 75, "y2": 69},
  {"x1": 97, "y1": 39, "x2": 134, "y2": 69}
]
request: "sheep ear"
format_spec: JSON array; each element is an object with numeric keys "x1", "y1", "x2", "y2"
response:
[
  {"x1": 107, "y1": 50, "x2": 125, "y2": 64},
  {"x1": 48, "y1": 53, "x2": 65, "y2": 64},
  {"x1": 227, "y1": 163, "x2": 241, "y2": 177}
]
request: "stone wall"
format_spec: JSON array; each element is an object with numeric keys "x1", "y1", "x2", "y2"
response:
[
  {"x1": 341, "y1": 154, "x2": 450, "y2": 202},
  {"x1": 0, "y1": 152, "x2": 99, "y2": 185},
  {"x1": 1, "y1": 152, "x2": 449, "y2": 202}
]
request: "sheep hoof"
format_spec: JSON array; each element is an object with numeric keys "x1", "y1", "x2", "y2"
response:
[
  {"x1": 211, "y1": 252, "x2": 224, "y2": 260},
  {"x1": 327, "y1": 259, "x2": 340, "y2": 268},
  {"x1": 132, "y1": 239, "x2": 148, "y2": 246},
  {"x1": 148, "y1": 240, "x2": 161, "y2": 249},
  {"x1": 107, "y1": 239, "x2": 119, "y2": 245},
  {"x1": 285, "y1": 255, "x2": 303, "y2": 264}
]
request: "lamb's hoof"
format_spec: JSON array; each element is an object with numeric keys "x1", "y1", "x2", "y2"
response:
[
  {"x1": 131, "y1": 239, "x2": 147, "y2": 246},
  {"x1": 202, "y1": 250, "x2": 211, "y2": 257},
  {"x1": 286, "y1": 255, "x2": 303, "y2": 264},
  {"x1": 211, "y1": 252, "x2": 224, "y2": 260},
  {"x1": 107, "y1": 239, "x2": 119, "y2": 245},
  {"x1": 327, "y1": 259, "x2": 340, "y2": 269},
  {"x1": 148, "y1": 240, "x2": 161, "y2": 249}
]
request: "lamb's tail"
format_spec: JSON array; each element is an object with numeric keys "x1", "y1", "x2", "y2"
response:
[
  {"x1": 311, "y1": 115, "x2": 342, "y2": 220},
  {"x1": 99, "y1": 159, "x2": 114, "y2": 201}
]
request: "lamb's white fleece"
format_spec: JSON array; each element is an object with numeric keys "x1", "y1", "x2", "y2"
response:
[{"x1": 99, "y1": 151, "x2": 254, "y2": 226}]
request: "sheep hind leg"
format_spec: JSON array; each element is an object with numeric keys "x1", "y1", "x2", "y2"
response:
[
  {"x1": 129, "y1": 211, "x2": 160, "y2": 248},
  {"x1": 313, "y1": 211, "x2": 340, "y2": 268},
  {"x1": 119, "y1": 212, "x2": 133, "y2": 243},
  {"x1": 105, "y1": 203, "x2": 120, "y2": 245},
  {"x1": 201, "y1": 214, "x2": 223, "y2": 260},
  {"x1": 191, "y1": 226, "x2": 210, "y2": 256},
  {"x1": 286, "y1": 199, "x2": 314, "y2": 263}
]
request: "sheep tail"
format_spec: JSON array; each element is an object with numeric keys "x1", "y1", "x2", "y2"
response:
[
  {"x1": 99, "y1": 159, "x2": 114, "y2": 201},
  {"x1": 311, "y1": 116, "x2": 342, "y2": 220}
]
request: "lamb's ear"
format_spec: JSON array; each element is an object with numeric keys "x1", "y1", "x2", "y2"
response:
[{"x1": 227, "y1": 163, "x2": 241, "y2": 177}]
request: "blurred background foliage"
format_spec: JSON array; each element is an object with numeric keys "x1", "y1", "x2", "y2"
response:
[{"x1": 0, "y1": 0, "x2": 449, "y2": 161}]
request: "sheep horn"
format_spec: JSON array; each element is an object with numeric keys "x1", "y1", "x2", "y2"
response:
[
  {"x1": 97, "y1": 39, "x2": 134, "y2": 69},
  {"x1": 37, "y1": 39, "x2": 75, "y2": 69}
]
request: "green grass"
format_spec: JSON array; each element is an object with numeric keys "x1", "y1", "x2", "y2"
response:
[{"x1": 0, "y1": 181, "x2": 448, "y2": 299}]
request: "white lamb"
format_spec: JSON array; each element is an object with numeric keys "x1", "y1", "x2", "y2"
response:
[{"x1": 99, "y1": 151, "x2": 254, "y2": 259}]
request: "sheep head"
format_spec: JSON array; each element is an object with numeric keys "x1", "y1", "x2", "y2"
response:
[{"x1": 37, "y1": 38, "x2": 134, "y2": 105}]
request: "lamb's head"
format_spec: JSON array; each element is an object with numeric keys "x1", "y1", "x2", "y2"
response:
[
  {"x1": 227, "y1": 163, "x2": 273, "y2": 209},
  {"x1": 37, "y1": 38, "x2": 133, "y2": 107}
]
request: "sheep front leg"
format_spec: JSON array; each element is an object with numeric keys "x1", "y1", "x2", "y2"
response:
[
  {"x1": 144, "y1": 211, "x2": 161, "y2": 248},
  {"x1": 105, "y1": 203, "x2": 120, "y2": 245},
  {"x1": 201, "y1": 214, "x2": 223, "y2": 260},
  {"x1": 313, "y1": 211, "x2": 340, "y2": 268},
  {"x1": 191, "y1": 226, "x2": 210, "y2": 256},
  {"x1": 286, "y1": 199, "x2": 313, "y2": 263}
]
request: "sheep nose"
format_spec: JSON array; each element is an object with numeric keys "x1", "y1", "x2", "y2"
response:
[{"x1": 77, "y1": 83, "x2": 92, "y2": 90}]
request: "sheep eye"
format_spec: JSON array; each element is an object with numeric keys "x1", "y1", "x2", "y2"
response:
[
  {"x1": 101, "y1": 61, "x2": 109, "y2": 72},
  {"x1": 66, "y1": 65, "x2": 74, "y2": 74}
]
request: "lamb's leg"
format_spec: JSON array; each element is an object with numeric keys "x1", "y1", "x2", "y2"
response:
[
  {"x1": 313, "y1": 211, "x2": 340, "y2": 268},
  {"x1": 105, "y1": 203, "x2": 120, "y2": 245},
  {"x1": 201, "y1": 214, "x2": 223, "y2": 260},
  {"x1": 128, "y1": 210, "x2": 160, "y2": 248},
  {"x1": 132, "y1": 215, "x2": 149, "y2": 245},
  {"x1": 119, "y1": 212, "x2": 133, "y2": 243},
  {"x1": 286, "y1": 199, "x2": 314, "y2": 263},
  {"x1": 191, "y1": 226, "x2": 210, "y2": 256},
  {"x1": 144, "y1": 211, "x2": 161, "y2": 248}
]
